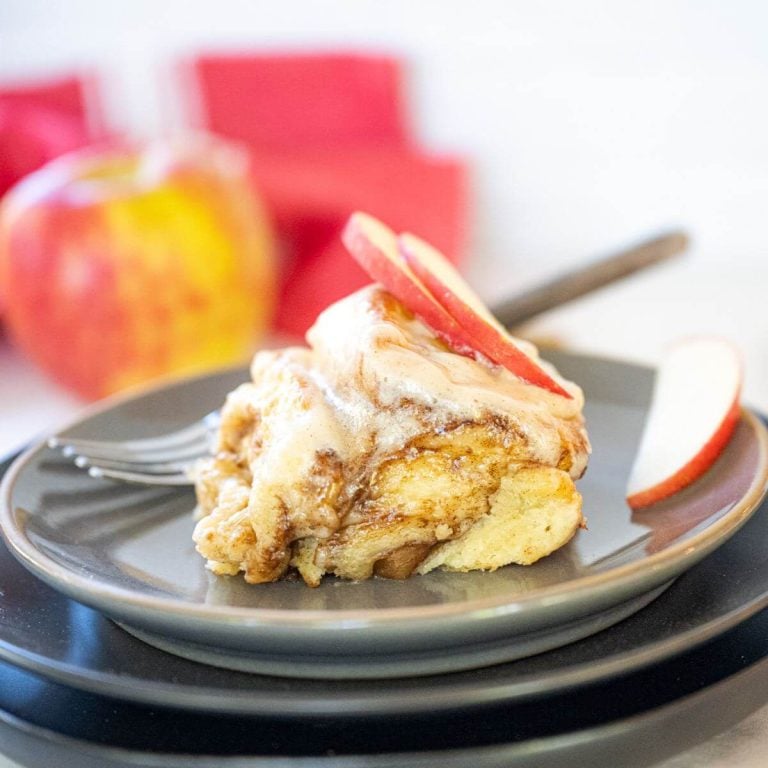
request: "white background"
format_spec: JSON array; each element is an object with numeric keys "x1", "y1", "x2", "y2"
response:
[{"x1": 1, "y1": 0, "x2": 768, "y2": 454}]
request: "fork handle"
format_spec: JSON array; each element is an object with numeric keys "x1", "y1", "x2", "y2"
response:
[{"x1": 490, "y1": 230, "x2": 689, "y2": 329}]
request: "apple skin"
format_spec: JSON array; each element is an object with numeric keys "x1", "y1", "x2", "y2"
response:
[
  {"x1": 0, "y1": 135, "x2": 275, "y2": 399},
  {"x1": 627, "y1": 395, "x2": 741, "y2": 510},
  {"x1": 626, "y1": 338, "x2": 743, "y2": 509},
  {"x1": 341, "y1": 212, "x2": 479, "y2": 356},
  {"x1": 399, "y1": 231, "x2": 572, "y2": 399}
]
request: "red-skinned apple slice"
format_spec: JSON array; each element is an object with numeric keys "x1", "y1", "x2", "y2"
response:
[
  {"x1": 341, "y1": 212, "x2": 480, "y2": 356},
  {"x1": 399, "y1": 231, "x2": 572, "y2": 398},
  {"x1": 626, "y1": 338, "x2": 743, "y2": 509}
]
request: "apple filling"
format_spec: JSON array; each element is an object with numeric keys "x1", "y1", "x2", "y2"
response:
[{"x1": 193, "y1": 287, "x2": 590, "y2": 586}]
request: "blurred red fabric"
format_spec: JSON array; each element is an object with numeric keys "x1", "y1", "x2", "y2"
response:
[
  {"x1": 189, "y1": 53, "x2": 468, "y2": 336},
  {"x1": 0, "y1": 76, "x2": 98, "y2": 198},
  {"x1": 193, "y1": 53, "x2": 411, "y2": 151},
  {"x1": 249, "y1": 148, "x2": 467, "y2": 335}
]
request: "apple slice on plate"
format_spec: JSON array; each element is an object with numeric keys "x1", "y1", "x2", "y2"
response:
[
  {"x1": 341, "y1": 212, "x2": 480, "y2": 356},
  {"x1": 399, "y1": 231, "x2": 571, "y2": 398},
  {"x1": 626, "y1": 337, "x2": 743, "y2": 509}
]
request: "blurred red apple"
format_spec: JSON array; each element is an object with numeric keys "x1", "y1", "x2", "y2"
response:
[{"x1": 0, "y1": 134, "x2": 275, "y2": 399}]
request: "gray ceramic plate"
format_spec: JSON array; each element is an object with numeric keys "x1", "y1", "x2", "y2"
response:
[
  {"x1": 1, "y1": 352, "x2": 767, "y2": 679},
  {"x1": 3, "y1": 646, "x2": 768, "y2": 768}
]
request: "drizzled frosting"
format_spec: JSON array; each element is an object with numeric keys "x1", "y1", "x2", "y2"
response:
[
  {"x1": 243, "y1": 285, "x2": 589, "y2": 486},
  {"x1": 194, "y1": 285, "x2": 590, "y2": 584}
]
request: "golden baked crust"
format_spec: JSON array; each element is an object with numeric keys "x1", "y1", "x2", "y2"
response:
[{"x1": 194, "y1": 409, "x2": 585, "y2": 585}]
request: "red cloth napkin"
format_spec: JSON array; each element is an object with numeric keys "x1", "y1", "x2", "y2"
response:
[
  {"x1": 193, "y1": 53, "x2": 410, "y2": 151},
  {"x1": 249, "y1": 148, "x2": 467, "y2": 335},
  {"x1": 188, "y1": 53, "x2": 468, "y2": 336},
  {"x1": 0, "y1": 75, "x2": 99, "y2": 198}
]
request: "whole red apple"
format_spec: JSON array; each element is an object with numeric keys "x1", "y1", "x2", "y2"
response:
[{"x1": 0, "y1": 135, "x2": 275, "y2": 399}]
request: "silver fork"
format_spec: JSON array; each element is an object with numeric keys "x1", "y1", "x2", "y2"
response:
[
  {"x1": 48, "y1": 410, "x2": 221, "y2": 485},
  {"x1": 46, "y1": 229, "x2": 688, "y2": 485}
]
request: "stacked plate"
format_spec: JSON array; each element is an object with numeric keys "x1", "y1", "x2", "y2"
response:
[{"x1": 1, "y1": 351, "x2": 768, "y2": 768}]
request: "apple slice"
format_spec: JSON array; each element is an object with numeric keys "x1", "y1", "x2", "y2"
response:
[
  {"x1": 399, "y1": 231, "x2": 571, "y2": 398},
  {"x1": 341, "y1": 212, "x2": 480, "y2": 356},
  {"x1": 626, "y1": 338, "x2": 743, "y2": 509}
]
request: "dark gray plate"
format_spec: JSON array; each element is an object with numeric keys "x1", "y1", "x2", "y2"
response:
[
  {"x1": 4, "y1": 524, "x2": 768, "y2": 766},
  {"x1": 3, "y1": 645, "x2": 768, "y2": 768},
  {"x1": 1, "y1": 352, "x2": 767, "y2": 680}
]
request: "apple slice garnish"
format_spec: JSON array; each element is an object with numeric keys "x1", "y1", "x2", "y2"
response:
[
  {"x1": 399, "y1": 231, "x2": 571, "y2": 398},
  {"x1": 626, "y1": 338, "x2": 743, "y2": 509},
  {"x1": 341, "y1": 212, "x2": 481, "y2": 356}
]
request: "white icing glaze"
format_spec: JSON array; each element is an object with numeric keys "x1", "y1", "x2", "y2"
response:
[{"x1": 243, "y1": 286, "x2": 589, "y2": 485}]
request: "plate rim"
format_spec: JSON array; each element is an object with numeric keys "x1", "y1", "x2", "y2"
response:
[
  {"x1": 2, "y1": 354, "x2": 768, "y2": 631},
  {"x1": 2, "y1": 577, "x2": 767, "y2": 717},
  {"x1": 3, "y1": 608, "x2": 768, "y2": 767}
]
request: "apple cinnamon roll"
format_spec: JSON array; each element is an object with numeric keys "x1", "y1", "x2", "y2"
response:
[{"x1": 193, "y1": 286, "x2": 589, "y2": 586}]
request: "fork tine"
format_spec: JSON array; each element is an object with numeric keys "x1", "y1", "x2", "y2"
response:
[
  {"x1": 47, "y1": 409, "x2": 219, "y2": 486},
  {"x1": 51, "y1": 424, "x2": 209, "y2": 455},
  {"x1": 48, "y1": 410, "x2": 220, "y2": 454},
  {"x1": 75, "y1": 455, "x2": 203, "y2": 474},
  {"x1": 87, "y1": 466, "x2": 194, "y2": 486},
  {"x1": 60, "y1": 437, "x2": 212, "y2": 465}
]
